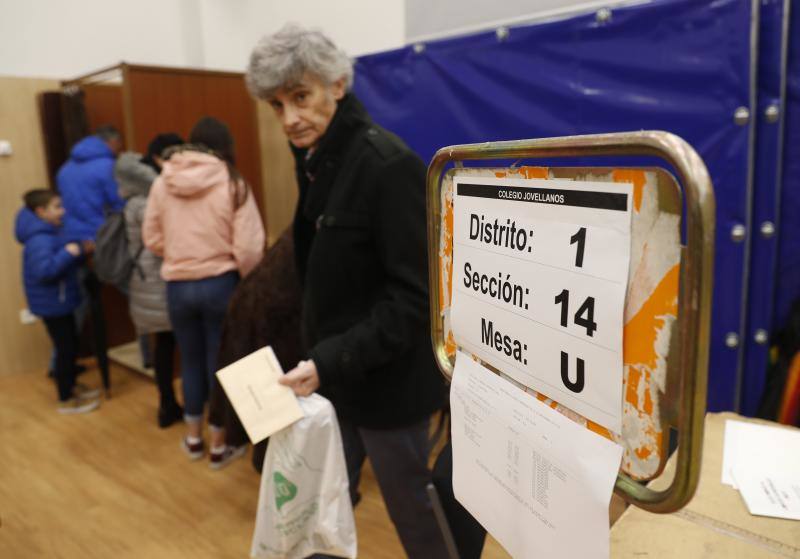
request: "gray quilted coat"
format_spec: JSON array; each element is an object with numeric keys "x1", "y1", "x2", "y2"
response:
[{"x1": 115, "y1": 153, "x2": 171, "y2": 334}]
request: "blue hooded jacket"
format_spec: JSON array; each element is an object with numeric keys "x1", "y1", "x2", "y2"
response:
[
  {"x1": 56, "y1": 136, "x2": 124, "y2": 241},
  {"x1": 14, "y1": 208, "x2": 82, "y2": 318}
]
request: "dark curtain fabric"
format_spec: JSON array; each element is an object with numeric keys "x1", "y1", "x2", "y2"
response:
[{"x1": 60, "y1": 88, "x2": 89, "y2": 153}]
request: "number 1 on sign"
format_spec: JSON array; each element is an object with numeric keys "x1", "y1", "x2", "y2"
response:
[{"x1": 570, "y1": 227, "x2": 586, "y2": 267}]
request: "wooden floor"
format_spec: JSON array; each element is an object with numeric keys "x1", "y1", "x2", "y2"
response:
[{"x1": 0, "y1": 363, "x2": 509, "y2": 558}]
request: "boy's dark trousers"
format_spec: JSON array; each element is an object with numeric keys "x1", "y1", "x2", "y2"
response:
[
  {"x1": 76, "y1": 268, "x2": 110, "y2": 391},
  {"x1": 43, "y1": 314, "x2": 79, "y2": 401}
]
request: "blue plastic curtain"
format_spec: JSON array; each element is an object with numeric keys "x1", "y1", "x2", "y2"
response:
[
  {"x1": 773, "y1": 5, "x2": 800, "y2": 341},
  {"x1": 353, "y1": 0, "x2": 765, "y2": 411},
  {"x1": 741, "y1": 0, "x2": 792, "y2": 415}
]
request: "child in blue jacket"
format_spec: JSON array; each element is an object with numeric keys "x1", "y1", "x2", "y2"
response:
[{"x1": 15, "y1": 189, "x2": 101, "y2": 414}]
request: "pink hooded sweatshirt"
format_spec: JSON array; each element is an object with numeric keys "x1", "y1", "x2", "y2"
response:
[{"x1": 142, "y1": 151, "x2": 264, "y2": 281}]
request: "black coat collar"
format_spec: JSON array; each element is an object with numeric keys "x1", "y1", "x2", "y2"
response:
[{"x1": 292, "y1": 93, "x2": 372, "y2": 221}]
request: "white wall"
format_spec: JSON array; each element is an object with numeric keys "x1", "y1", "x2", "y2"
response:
[
  {"x1": 0, "y1": 0, "x2": 200, "y2": 79},
  {"x1": 0, "y1": 0, "x2": 406, "y2": 79},
  {"x1": 1, "y1": 0, "x2": 649, "y2": 79},
  {"x1": 197, "y1": 0, "x2": 407, "y2": 72},
  {"x1": 242, "y1": 0, "x2": 406, "y2": 58},
  {"x1": 196, "y1": 0, "x2": 249, "y2": 72},
  {"x1": 405, "y1": 0, "x2": 650, "y2": 41}
]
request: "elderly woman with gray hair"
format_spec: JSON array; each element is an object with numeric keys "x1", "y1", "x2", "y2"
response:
[{"x1": 247, "y1": 25, "x2": 448, "y2": 558}]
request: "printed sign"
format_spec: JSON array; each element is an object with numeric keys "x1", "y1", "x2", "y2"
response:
[{"x1": 450, "y1": 175, "x2": 633, "y2": 432}]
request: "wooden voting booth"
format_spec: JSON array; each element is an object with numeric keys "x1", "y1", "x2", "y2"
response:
[
  {"x1": 40, "y1": 63, "x2": 265, "y2": 373},
  {"x1": 57, "y1": 63, "x2": 264, "y2": 210},
  {"x1": 426, "y1": 131, "x2": 715, "y2": 524}
]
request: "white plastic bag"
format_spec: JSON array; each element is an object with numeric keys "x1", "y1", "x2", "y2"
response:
[{"x1": 251, "y1": 394, "x2": 357, "y2": 559}]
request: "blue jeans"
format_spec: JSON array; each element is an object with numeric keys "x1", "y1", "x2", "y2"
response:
[{"x1": 167, "y1": 272, "x2": 238, "y2": 420}]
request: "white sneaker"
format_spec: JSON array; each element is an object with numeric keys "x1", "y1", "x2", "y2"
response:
[
  {"x1": 209, "y1": 445, "x2": 247, "y2": 470},
  {"x1": 58, "y1": 397, "x2": 100, "y2": 415},
  {"x1": 181, "y1": 437, "x2": 205, "y2": 461},
  {"x1": 74, "y1": 383, "x2": 101, "y2": 400}
]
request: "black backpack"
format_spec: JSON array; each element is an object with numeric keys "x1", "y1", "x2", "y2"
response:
[{"x1": 94, "y1": 210, "x2": 143, "y2": 289}]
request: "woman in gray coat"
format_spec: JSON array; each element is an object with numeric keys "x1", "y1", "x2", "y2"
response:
[{"x1": 115, "y1": 152, "x2": 182, "y2": 427}]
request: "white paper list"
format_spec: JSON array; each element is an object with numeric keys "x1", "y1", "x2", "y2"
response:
[
  {"x1": 722, "y1": 419, "x2": 800, "y2": 520},
  {"x1": 450, "y1": 175, "x2": 633, "y2": 432},
  {"x1": 451, "y1": 351, "x2": 623, "y2": 559}
]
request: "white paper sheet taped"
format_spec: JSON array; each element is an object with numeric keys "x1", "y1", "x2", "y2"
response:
[{"x1": 451, "y1": 351, "x2": 623, "y2": 558}]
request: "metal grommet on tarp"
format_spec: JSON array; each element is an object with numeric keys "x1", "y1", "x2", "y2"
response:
[
  {"x1": 730, "y1": 224, "x2": 746, "y2": 242},
  {"x1": 764, "y1": 104, "x2": 780, "y2": 123},
  {"x1": 596, "y1": 8, "x2": 612, "y2": 23}
]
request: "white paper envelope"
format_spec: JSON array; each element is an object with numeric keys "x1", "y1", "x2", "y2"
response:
[
  {"x1": 733, "y1": 468, "x2": 800, "y2": 521},
  {"x1": 215, "y1": 346, "x2": 304, "y2": 444}
]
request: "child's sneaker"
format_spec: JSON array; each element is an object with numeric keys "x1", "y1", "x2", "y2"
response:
[
  {"x1": 74, "y1": 383, "x2": 101, "y2": 400},
  {"x1": 181, "y1": 437, "x2": 205, "y2": 460},
  {"x1": 209, "y1": 444, "x2": 247, "y2": 470},
  {"x1": 58, "y1": 397, "x2": 100, "y2": 415}
]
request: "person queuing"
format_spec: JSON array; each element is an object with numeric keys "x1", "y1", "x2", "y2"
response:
[
  {"x1": 15, "y1": 190, "x2": 101, "y2": 414},
  {"x1": 56, "y1": 124, "x2": 124, "y2": 390},
  {"x1": 114, "y1": 151, "x2": 183, "y2": 428},
  {"x1": 134, "y1": 132, "x2": 185, "y2": 371},
  {"x1": 141, "y1": 133, "x2": 185, "y2": 174},
  {"x1": 58, "y1": 125, "x2": 124, "y2": 241},
  {"x1": 246, "y1": 25, "x2": 448, "y2": 558},
  {"x1": 143, "y1": 117, "x2": 265, "y2": 467}
]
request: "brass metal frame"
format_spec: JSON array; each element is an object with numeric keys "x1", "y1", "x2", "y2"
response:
[{"x1": 426, "y1": 131, "x2": 715, "y2": 512}]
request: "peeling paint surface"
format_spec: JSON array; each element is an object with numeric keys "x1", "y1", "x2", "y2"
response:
[{"x1": 438, "y1": 167, "x2": 680, "y2": 480}]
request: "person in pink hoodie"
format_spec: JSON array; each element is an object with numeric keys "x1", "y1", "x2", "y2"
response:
[{"x1": 143, "y1": 116, "x2": 265, "y2": 467}]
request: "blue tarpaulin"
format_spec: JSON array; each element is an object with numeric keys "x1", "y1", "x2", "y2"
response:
[
  {"x1": 773, "y1": 4, "x2": 800, "y2": 339},
  {"x1": 353, "y1": 0, "x2": 794, "y2": 412},
  {"x1": 741, "y1": 0, "x2": 792, "y2": 415}
]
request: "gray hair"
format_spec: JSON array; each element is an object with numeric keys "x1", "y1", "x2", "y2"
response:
[
  {"x1": 245, "y1": 24, "x2": 353, "y2": 99},
  {"x1": 95, "y1": 124, "x2": 121, "y2": 142},
  {"x1": 114, "y1": 152, "x2": 156, "y2": 199}
]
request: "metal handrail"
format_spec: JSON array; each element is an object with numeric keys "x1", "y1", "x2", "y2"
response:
[{"x1": 426, "y1": 131, "x2": 715, "y2": 512}]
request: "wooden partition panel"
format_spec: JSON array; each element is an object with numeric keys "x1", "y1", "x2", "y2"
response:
[
  {"x1": 82, "y1": 83, "x2": 126, "y2": 146},
  {"x1": 256, "y1": 100, "x2": 297, "y2": 245},
  {"x1": 0, "y1": 77, "x2": 61, "y2": 375},
  {"x1": 125, "y1": 65, "x2": 264, "y2": 214}
]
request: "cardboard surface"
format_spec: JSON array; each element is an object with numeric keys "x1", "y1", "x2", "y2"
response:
[{"x1": 611, "y1": 412, "x2": 800, "y2": 558}]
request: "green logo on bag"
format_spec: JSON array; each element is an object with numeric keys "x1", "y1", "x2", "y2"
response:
[{"x1": 273, "y1": 472, "x2": 297, "y2": 511}]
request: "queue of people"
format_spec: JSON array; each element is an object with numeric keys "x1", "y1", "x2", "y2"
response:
[{"x1": 16, "y1": 23, "x2": 454, "y2": 558}]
